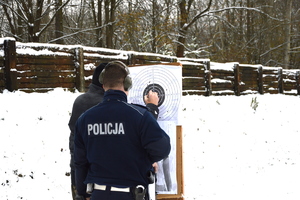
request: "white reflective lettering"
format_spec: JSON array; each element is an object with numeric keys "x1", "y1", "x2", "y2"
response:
[
  {"x1": 100, "y1": 123, "x2": 105, "y2": 135},
  {"x1": 87, "y1": 124, "x2": 93, "y2": 135},
  {"x1": 87, "y1": 122, "x2": 125, "y2": 135},
  {"x1": 119, "y1": 123, "x2": 124, "y2": 134},
  {"x1": 108, "y1": 123, "x2": 113, "y2": 134},
  {"x1": 93, "y1": 124, "x2": 99, "y2": 135}
]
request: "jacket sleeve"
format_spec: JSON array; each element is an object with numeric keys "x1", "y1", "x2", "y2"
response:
[
  {"x1": 68, "y1": 96, "x2": 86, "y2": 170},
  {"x1": 146, "y1": 103, "x2": 159, "y2": 119},
  {"x1": 140, "y1": 111, "x2": 171, "y2": 163},
  {"x1": 74, "y1": 119, "x2": 90, "y2": 198}
]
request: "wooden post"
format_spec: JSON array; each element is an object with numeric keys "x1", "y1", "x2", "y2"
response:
[
  {"x1": 204, "y1": 61, "x2": 212, "y2": 96},
  {"x1": 258, "y1": 66, "x2": 263, "y2": 94},
  {"x1": 74, "y1": 47, "x2": 85, "y2": 92},
  {"x1": 127, "y1": 53, "x2": 134, "y2": 66},
  {"x1": 233, "y1": 64, "x2": 240, "y2": 96},
  {"x1": 205, "y1": 71, "x2": 212, "y2": 96},
  {"x1": 4, "y1": 38, "x2": 17, "y2": 91},
  {"x1": 296, "y1": 70, "x2": 300, "y2": 95},
  {"x1": 278, "y1": 67, "x2": 283, "y2": 94}
]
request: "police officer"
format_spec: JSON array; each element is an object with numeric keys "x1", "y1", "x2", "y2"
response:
[
  {"x1": 74, "y1": 61, "x2": 171, "y2": 200},
  {"x1": 69, "y1": 63, "x2": 106, "y2": 200}
]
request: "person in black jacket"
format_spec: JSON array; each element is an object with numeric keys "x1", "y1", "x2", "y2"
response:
[
  {"x1": 69, "y1": 63, "x2": 106, "y2": 200},
  {"x1": 74, "y1": 61, "x2": 171, "y2": 200}
]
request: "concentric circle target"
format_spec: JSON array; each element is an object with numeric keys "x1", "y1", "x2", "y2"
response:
[
  {"x1": 143, "y1": 83, "x2": 165, "y2": 107},
  {"x1": 129, "y1": 66, "x2": 181, "y2": 121}
]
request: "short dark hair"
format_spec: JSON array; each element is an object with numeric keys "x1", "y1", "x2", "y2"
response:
[{"x1": 102, "y1": 62, "x2": 128, "y2": 89}]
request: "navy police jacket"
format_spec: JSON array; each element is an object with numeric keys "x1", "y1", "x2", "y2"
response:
[{"x1": 74, "y1": 89, "x2": 171, "y2": 197}]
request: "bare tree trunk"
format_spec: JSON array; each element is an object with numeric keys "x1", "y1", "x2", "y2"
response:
[
  {"x1": 151, "y1": 0, "x2": 157, "y2": 52},
  {"x1": 105, "y1": 0, "x2": 115, "y2": 48},
  {"x1": 2, "y1": 1, "x2": 16, "y2": 37},
  {"x1": 19, "y1": 0, "x2": 44, "y2": 42},
  {"x1": 176, "y1": 0, "x2": 212, "y2": 57},
  {"x1": 90, "y1": 0, "x2": 103, "y2": 47},
  {"x1": 176, "y1": 0, "x2": 189, "y2": 57},
  {"x1": 109, "y1": 0, "x2": 116, "y2": 48},
  {"x1": 17, "y1": 4, "x2": 23, "y2": 39},
  {"x1": 55, "y1": 0, "x2": 64, "y2": 44},
  {"x1": 283, "y1": 0, "x2": 292, "y2": 69},
  {"x1": 246, "y1": 0, "x2": 253, "y2": 63},
  {"x1": 97, "y1": 0, "x2": 103, "y2": 47}
]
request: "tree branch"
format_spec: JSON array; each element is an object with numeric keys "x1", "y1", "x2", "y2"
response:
[
  {"x1": 206, "y1": 7, "x2": 284, "y2": 22},
  {"x1": 48, "y1": 22, "x2": 114, "y2": 43},
  {"x1": 184, "y1": 0, "x2": 213, "y2": 30},
  {"x1": 260, "y1": 42, "x2": 290, "y2": 57},
  {"x1": 37, "y1": 0, "x2": 71, "y2": 37}
]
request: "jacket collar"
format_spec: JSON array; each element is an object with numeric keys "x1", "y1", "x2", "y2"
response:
[
  {"x1": 103, "y1": 89, "x2": 127, "y2": 102},
  {"x1": 88, "y1": 83, "x2": 105, "y2": 94}
]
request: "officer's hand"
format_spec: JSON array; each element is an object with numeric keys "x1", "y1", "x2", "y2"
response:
[
  {"x1": 144, "y1": 90, "x2": 159, "y2": 106},
  {"x1": 152, "y1": 162, "x2": 158, "y2": 173}
]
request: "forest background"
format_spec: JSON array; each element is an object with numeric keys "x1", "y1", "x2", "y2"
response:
[{"x1": 0, "y1": 0, "x2": 299, "y2": 69}]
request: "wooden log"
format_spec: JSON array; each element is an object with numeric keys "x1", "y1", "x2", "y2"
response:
[
  {"x1": 182, "y1": 80, "x2": 206, "y2": 90},
  {"x1": 182, "y1": 77, "x2": 205, "y2": 85},
  {"x1": 283, "y1": 81, "x2": 296, "y2": 90},
  {"x1": 16, "y1": 43, "x2": 75, "y2": 54},
  {"x1": 129, "y1": 53, "x2": 177, "y2": 65},
  {"x1": 17, "y1": 71, "x2": 75, "y2": 78},
  {"x1": 210, "y1": 70, "x2": 234, "y2": 80},
  {"x1": 15, "y1": 63, "x2": 74, "y2": 71},
  {"x1": 182, "y1": 90, "x2": 206, "y2": 96},
  {"x1": 18, "y1": 76, "x2": 75, "y2": 83},
  {"x1": 182, "y1": 85, "x2": 206, "y2": 91},
  {"x1": 265, "y1": 90, "x2": 279, "y2": 94},
  {"x1": 182, "y1": 65, "x2": 205, "y2": 77},
  {"x1": 83, "y1": 48, "x2": 124, "y2": 56},
  {"x1": 212, "y1": 82, "x2": 233, "y2": 89},
  {"x1": 17, "y1": 55, "x2": 74, "y2": 65},
  {"x1": 264, "y1": 82, "x2": 279, "y2": 89},
  {"x1": 18, "y1": 82, "x2": 74, "y2": 89},
  {"x1": 83, "y1": 57, "x2": 127, "y2": 65},
  {"x1": 212, "y1": 86, "x2": 233, "y2": 91},
  {"x1": 84, "y1": 70, "x2": 94, "y2": 78},
  {"x1": 212, "y1": 91, "x2": 235, "y2": 96}
]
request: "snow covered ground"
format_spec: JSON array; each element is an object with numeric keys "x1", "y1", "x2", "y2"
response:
[{"x1": 1, "y1": 88, "x2": 300, "y2": 200}]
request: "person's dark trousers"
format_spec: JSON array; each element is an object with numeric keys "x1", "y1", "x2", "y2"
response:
[
  {"x1": 91, "y1": 188, "x2": 135, "y2": 200},
  {"x1": 71, "y1": 169, "x2": 77, "y2": 200}
]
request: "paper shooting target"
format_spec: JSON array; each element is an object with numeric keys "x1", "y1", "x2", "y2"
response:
[{"x1": 128, "y1": 64, "x2": 182, "y2": 121}]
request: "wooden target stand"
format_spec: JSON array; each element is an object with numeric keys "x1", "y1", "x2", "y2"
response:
[
  {"x1": 127, "y1": 63, "x2": 184, "y2": 199},
  {"x1": 157, "y1": 125, "x2": 184, "y2": 200}
]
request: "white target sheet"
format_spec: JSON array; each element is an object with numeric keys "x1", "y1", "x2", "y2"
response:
[
  {"x1": 128, "y1": 63, "x2": 182, "y2": 122},
  {"x1": 128, "y1": 63, "x2": 182, "y2": 194}
]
